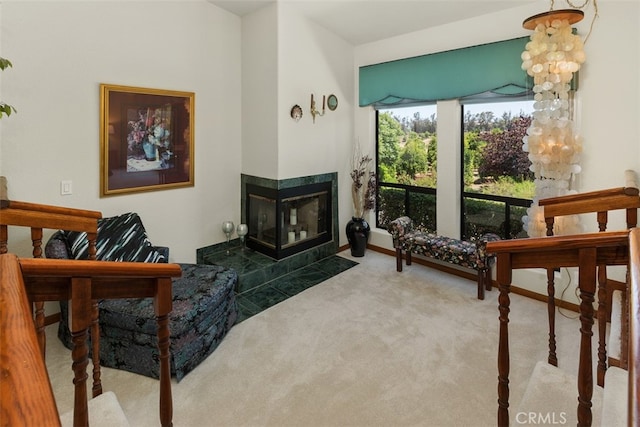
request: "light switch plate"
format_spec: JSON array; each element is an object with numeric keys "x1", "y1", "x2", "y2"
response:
[{"x1": 61, "y1": 180, "x2": 72, "y2": 195}]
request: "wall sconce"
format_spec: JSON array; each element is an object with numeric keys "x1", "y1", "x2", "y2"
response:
[{"x1": 310, "y1": 94, "x2": 325, "y2": 123}]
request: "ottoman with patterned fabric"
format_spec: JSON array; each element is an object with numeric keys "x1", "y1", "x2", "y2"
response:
[{"x1": 46, "y1": 212, "x2": 238, "y2": 381}]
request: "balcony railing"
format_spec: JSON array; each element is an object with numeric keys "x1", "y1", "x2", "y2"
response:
[
  {"x1": 462, "y1": 191, "x2": 532, "y2": 240},
  {"x1": 376, "y1": 182, "x2": 532, "y2": 240},
  {"x1": 376, "y1": 182, "x2": 436, "y2": 231}
]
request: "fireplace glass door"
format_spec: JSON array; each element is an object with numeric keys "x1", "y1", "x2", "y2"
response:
[{"x1": 246, "y1": 182, "x2": 331, "y2": 259}]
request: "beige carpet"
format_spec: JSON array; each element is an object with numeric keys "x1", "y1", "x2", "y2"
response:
[{"x1": 46, "y1": 250, "x2": 587, "y2": 427}]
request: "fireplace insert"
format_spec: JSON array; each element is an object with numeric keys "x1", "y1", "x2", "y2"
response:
[{"x1": 245, "y1": 180, "x2": 332, "y2": 259}]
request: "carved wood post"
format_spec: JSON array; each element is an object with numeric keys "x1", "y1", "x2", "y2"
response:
[
  {"x1": 496, "y1": 252, "x2": 512, "y2": 427},
  {"x1": 70, "y1": 277, "x2": 92, "y2": 427},
  {"x1": 154, "y1": 278, "x2": 173, "y2": 427},
  {"x1": 544, "y1": 219, "x2": 558, "y2": 368},
  {"x1": 595, "y1": 211, "x2": 608, "y2": 388},
  {"x1": 31, "y1": 227, "x2": 47, "y2": 358},
  {"x1": 577, "y1": 248, "x2": 596, "y2": 427},
  {"x1": 546, "y1": 268, "x2": 558, "y2": 367},
  {"x1": 87, "y1": 232, "x2": 102, "y2": 398},
  {"x1": 0, "y1": 224, "x2": 7, "y2": 254},
  {"x1": 596, "y1": 265, "x2": 608, "y2": 387}
]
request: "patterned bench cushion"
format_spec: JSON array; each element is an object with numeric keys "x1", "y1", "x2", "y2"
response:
[{"x1": 388, "y1": 216, "x2": 500, "y2": 270}]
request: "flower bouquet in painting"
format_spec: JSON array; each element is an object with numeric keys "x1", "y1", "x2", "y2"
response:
[{"x1": 126, "y1": 106, "x2": 173, "y2": 172}]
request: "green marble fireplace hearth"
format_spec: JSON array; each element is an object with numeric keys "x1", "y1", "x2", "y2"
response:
[
  {"x1": 197, "y1": 240, "x2": 357, "y2": 322},
  {"x1": 197, "y1": 172, "x2": 355, "y2": 322}
]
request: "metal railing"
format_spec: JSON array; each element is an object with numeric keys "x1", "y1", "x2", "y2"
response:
[
  {"x1": 376, "y1": 182, "x2": 436, "y2": 231},
  {"x1": 376, "y1": 182, "x2": 532, "y2": 240},
  {"x1": 462, "y1": 191, "x2": 532, "y2": 240}
]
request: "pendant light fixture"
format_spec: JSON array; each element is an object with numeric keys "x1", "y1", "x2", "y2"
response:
[{"x1": 521, "y1": 0, "x2": 597, "y2": 237}]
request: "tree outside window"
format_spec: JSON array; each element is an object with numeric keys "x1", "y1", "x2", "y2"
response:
[
  {"x1": 462, "y1": 101, "x2": 534, "y2": 239},
  {"x1": 376, "y1": 106, "x2": 437, "y2": 231}
]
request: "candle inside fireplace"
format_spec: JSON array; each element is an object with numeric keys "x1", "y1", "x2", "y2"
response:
[
  {"x1": 290, "y1": 208, "x2": 297, "y2": 225},
  {"x1": 288, "y1": 231, "x2": 296, "y2": 244}
]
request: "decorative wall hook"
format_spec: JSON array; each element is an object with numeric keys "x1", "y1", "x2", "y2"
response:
[
  {"x1": 310, "y1": 94, "x2": 325, "y2": 123},
  {"x1": 290, "y1": 104, "x2": 303, "y2": 122}
]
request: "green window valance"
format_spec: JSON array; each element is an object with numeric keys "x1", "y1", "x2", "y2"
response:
[{"x1": 359, "y1": 37, "x2": 534, "y2": 107}]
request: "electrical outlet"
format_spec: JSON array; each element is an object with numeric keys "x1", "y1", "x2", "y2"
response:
[{"x1": 61, "y1": 180, "x2": 72, "y2": 195}]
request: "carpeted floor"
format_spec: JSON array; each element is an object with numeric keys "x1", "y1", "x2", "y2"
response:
[{"x1": 45, "y1": 250, "x2": 587, "y2": 426}]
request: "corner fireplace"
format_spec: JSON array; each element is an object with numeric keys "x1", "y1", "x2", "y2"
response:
[{"x1": 241, "y1": 173, "x2": 338, "y2": 260}]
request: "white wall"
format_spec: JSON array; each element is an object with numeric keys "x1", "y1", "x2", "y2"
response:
[
  {"x1": 355, "y1": 1, "x2": 640, "y2": 301},
  {"x1": 240, "y1": 2, "x2": 354, "y2": 182},
  {"x1": 241, "y1": 2, "x2": 355, "y2": 244},
  {"x1": 1, "y1": 0, "x2": 637, "y2": 298},
  {"x1": 0, "y1": 1, "x2": 242, "y2": 263},
  {"x1": 0, "y1": 0, "x2": 356, "y2": 262},
  {"x1": 276, "y1": 3, "x2": 353, "y2": 182},
  {"x1": 241, "y1": 4, "x2": 279, "y2": 180}
]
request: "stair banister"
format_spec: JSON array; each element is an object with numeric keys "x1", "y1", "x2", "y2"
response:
[
  {"x1": 0, "y1": 253, "x2": 61, "y2": 426},
  {"x1": 17, "y1": 256, "x2": 181, "y2": 427},
  {"x1": 0, "y1": 195, "x2": 103, "y2": 397},
  {"x1": 486, "y1": 230, "x2": 630, "y2": 426},
  {"x1": 628, "y1": 228, "x2": 640, "y2": 425},
  {"x1": 539, "y1": 171, "x2": 640, "y2": 385}
]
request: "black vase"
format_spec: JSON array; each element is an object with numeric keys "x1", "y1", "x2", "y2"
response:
[{"x1": 346, "y1": 217, "x2": 370, "y2": 257}]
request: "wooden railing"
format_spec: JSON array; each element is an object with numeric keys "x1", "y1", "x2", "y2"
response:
[
  {"x1": 0, "y1": 253, "x2": 182, "y2": 426},
  {"x1": 1, "y1": 175, "x2": 106, "y2": 398},
  {"x1": 487, "y1": 230, "x2": 635, "y2": 426},
  {"x1": 627, "y1": 228, "x2": 640, "y2": 426},
  {"x1": 538, "y1": 170, "x2": 640, "y2": 386},
  {"x1": 0, "y1": 196, "x2": 105, "y2": 397},
  {"x1": 0, "y1": 181, "x2": 182, "y2": 426},
  {"x1": 0, "y1": 254, "x2": 61, "y2": 426}
]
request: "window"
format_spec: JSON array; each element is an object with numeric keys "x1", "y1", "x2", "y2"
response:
[
  {"x1": 364, "y1": 37, "x2": 538, "y2": 239},
  {"x1": 461, "y1": 101, "x2": 534, "y2": 239},
  {"x1": 376, "y1": 105, "x2": 437, "y2": 231}
]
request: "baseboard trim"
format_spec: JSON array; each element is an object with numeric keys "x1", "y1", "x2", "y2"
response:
[{"x1": 350, "y1": 243, "x2": 580, "y2": 313}]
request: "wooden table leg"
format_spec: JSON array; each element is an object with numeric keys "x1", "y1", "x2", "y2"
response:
[{"x1": 477, "y1": 269, "x2": 485, "y2": 300}]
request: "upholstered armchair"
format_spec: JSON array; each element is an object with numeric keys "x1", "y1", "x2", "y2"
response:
[{"x1": 45, "y1": 212, "x2": 239, "y2": 381}]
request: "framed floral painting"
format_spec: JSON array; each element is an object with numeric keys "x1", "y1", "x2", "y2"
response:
[{"x1": 100, "y1": 84, "x2": 195, "y2": 196}]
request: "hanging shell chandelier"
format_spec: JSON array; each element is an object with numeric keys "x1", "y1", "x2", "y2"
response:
[{"x1": 521, "y1": 1, "x2": 597, "y2": 237}]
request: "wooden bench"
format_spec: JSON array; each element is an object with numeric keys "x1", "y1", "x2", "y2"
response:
[{"x1": 388, "y1": 216, "x2": 500, "y2": 299}]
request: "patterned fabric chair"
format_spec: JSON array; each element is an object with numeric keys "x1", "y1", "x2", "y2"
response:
[
  {"x1": 388, "y1": 216, "x2": 500, "y2": 300},
  {"x1": 46, "y1": 212, "x2": 238, "y2": 381}
]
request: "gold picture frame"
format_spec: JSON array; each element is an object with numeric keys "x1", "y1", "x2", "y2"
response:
[{"x1": 100, "y1": 84, "x2": 195, "y2": 196}]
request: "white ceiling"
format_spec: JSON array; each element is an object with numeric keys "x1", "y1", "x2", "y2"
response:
[{"x1": 208, "y1": 0, "x2": 537, "y2": 45}]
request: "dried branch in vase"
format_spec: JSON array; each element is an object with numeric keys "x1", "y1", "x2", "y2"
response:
[{"x1": 350, "y1": 144, "x2": 376, "y2": 219}]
